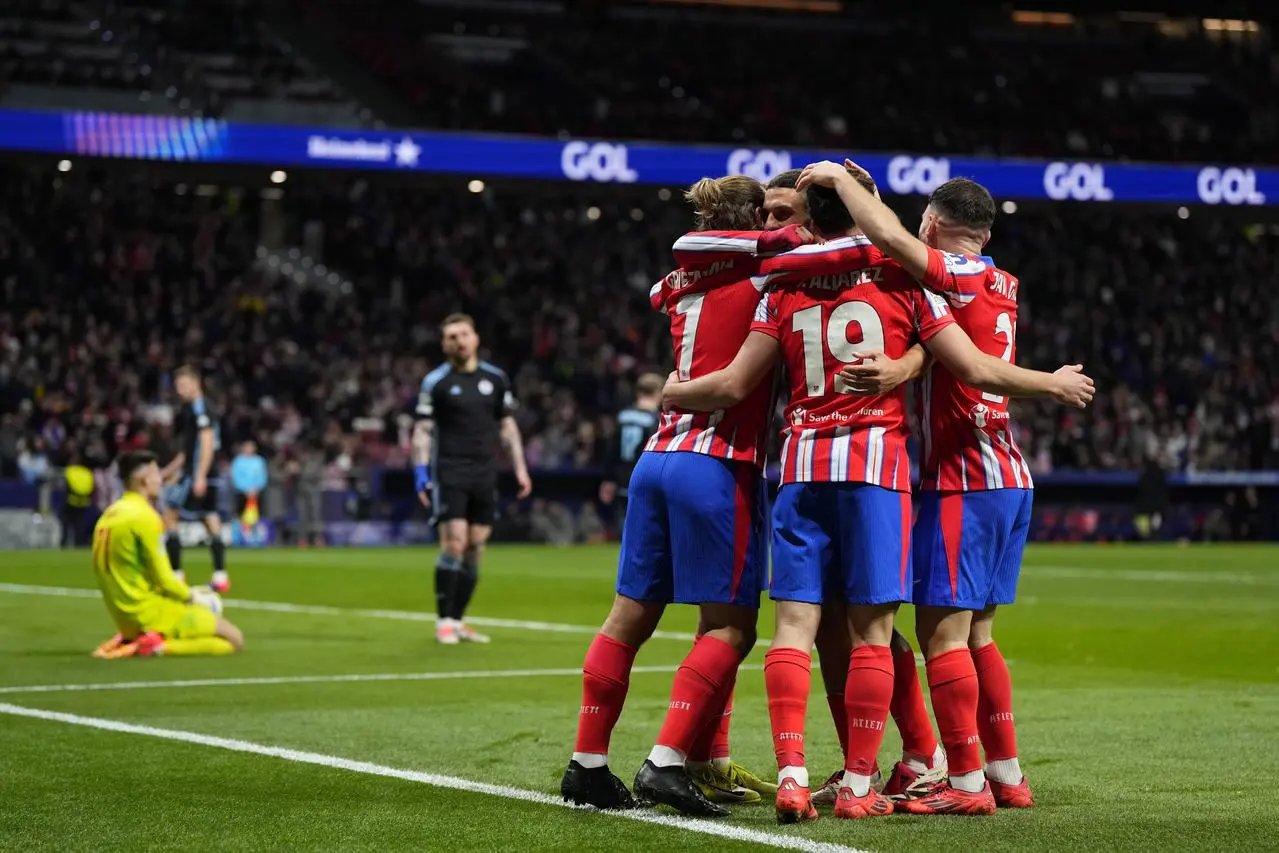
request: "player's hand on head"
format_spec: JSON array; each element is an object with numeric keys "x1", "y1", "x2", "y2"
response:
[
  {"x1": 797, "y1": 160, "x2": 847, "y2": 190},
  {"x1": 838, "y1": 351, "x2": 904, "y2": 395},
  {"x1": 843, "y1": 160, "x2": 880, "y2": 198},
  {"x1": 1051, "y1": 364, "x2": 1096, "y2": 408}
]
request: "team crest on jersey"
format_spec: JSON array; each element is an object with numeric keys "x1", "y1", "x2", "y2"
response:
[
  {"x1": 791, "y1": 406, "x2": 807, "y2": 427},
  {"x1": 971, "y1": 403, "x2": 990, "y2": 429},
  {"x1": 450, "y1": 385, "x2": 462, "y2": 396},
  {"x1": 477, "y1": 379, "x2": 494, "y2": 396}
]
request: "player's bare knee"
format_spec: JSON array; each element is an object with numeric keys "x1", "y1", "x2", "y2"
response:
[
  {"x1": 697, "y1": 603, "x2": 757, "y2": 656},
  {"x1": 204, "y1": 515, "x2": 222, "y2": 535},
  {"x1": 918, "y1": 606, "x2": 971, "y2": 659},
  {"x1": 968, "y1": 605, "x2": 997, "y2": 650},
  {"x1": 848, "y1": 603, "x2": 897, "y2": 647},
  {"x1": 772, "y1": 601, "x2": 820, "y2": 651},
  {"x1": 217, "y1": 619, "x2": 244, "y2": 652},
  {"x1": 601, "y1": 595, "x2": 663, "y2": 647}
]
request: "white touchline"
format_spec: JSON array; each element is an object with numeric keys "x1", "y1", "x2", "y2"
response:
[
  {"x1": 0, "y1": 583, "x2": 695, "y2": 641},
  {"x1": 0, "y1": 703, "x2": 869, "y2": 853},
  {"x1": 0, "y1": 665, "x2": 740, "y2": 696}
]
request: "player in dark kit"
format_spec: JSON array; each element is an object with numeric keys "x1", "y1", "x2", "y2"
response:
[
  {"x1": 598, "y1": 373, "x2": 664, "y2": 535},
  {"x1": 160, "y1": 366, "x2": 229, "y2": 593},
  {"x1": 414, "y1": 313, "x2": 533, "y2": 645}
]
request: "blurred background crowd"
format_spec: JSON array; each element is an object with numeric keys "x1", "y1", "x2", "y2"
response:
[{"x1": 1, "y1": 0, "x2": 1276, "y2": 543}]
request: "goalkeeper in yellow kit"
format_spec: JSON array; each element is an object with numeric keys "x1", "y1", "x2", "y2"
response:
[{"x1": 91, "y1": 451, "x2": 245, "y2": 658}]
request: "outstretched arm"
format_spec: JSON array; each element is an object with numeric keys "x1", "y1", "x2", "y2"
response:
[
  {"x1": 798, "y1": 160, "x2": 932, "y2": 280},
  {"x1": 924, "y1": 325, "x2": 1094, "y2": 407},
  {"x1": 662, "y1": 332, "x2": 781, "y2": 412}
]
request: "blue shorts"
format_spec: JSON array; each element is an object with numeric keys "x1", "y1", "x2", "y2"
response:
[
  {"x1": 615, "y1": 452, "x2": 768, "y2": 608},
  {"x1": 913, "y1": 489, "x2": 1033, "y2": 610},
  {"x1": 770, "y1": 482, "x2": 912, "y2": 606}
]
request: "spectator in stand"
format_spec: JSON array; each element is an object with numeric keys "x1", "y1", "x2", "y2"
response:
[
  {"x1": 296, "y1": 443, "x2": 327, "y2": 548},
  {"x1": 230, "y1": 440, "x2": 269, "y2": 528},
  {"x1": 17, "y1": 437, "x2": 49, "y2": 486}
]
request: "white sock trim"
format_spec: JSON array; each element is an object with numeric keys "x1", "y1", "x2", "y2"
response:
[
  {"x1": 840, "y1": 771, "x2": 873, "y2": 798},
  {"x1": 571, "y1": 752, "x2": 607, "y2": 769},
  {"x1": 986, "y1": 758, "x2": 1023, "y2": 785},
  {"x1": 647, "y1": 745, "x2": 685, "y2": 768},
  {"x1": 778, "y1": 765, "x2": 809, "y2": 788}
]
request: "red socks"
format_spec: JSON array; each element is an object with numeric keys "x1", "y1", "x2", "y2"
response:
[
  {"x1": 826, "y1": 692, "x2": 849, "y2": 761},
  {"x1": 688, "y1": 676, "x2": 736, "y2": 762},
  {"x1": 711, "y1": 682, "x2": 735, "y2": 760},
  {"x1": 843, "y1": 645, "x2": 894, "y2": 775},
  {"x1": 574, "y1": 633, "x2": 638, "y2": 754},
  {"x1": 890, "y1": 646, "x2": 939, "y2": 760},
  {"x1": 764, "y1": 647, "x2": 812, "y2": 769},
  {"x1": 925, "y1": 648, "x2": 981, "y2": 775},
  {"x1": 972, "y1": 641, "x2": 1018, "y2": 761},
  {"x1": 655, "y1": 635, "x2": 742, "y2": 755}
]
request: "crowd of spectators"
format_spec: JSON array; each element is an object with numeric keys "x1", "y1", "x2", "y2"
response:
[
  {"x1": 1, "y1": 162, "x2": 1277, "y2": 541},
  {"x1": 296, "y1": 0, "x2": 1277, "y2": 163}
]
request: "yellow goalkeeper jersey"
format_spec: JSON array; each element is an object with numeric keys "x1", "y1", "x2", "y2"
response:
[{"x1": 92, "y1": 491, "x2": 192, "y2": 635}]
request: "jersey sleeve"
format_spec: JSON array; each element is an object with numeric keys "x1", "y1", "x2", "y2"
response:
[
  {"x1": 749, "y1": 289, "x2": 786, "y2": 340},
  {"x1": 416, "y1": 376, "x2": 439, "y2": 420},
  {"x1": 649, "y1": 270, "x2": 676, "y2": 315},
  {"x1": 193, "y1": 399, "x2": 213, "y2": 431},
  {"x1": 671, "y1": 230, "x2": 763, "y2": 268},
  {"x1": 498, "y1": 375, "x2": 517, "y2": 418},
  {"x1": 912, "y1": 287, "x2": 957, "y2": 342},
  {"x1": 921, "y1": 248, "x2": 987, "y2": 307},
  {"x1": 753, "y1": 239, "x2": 879, "y2": 289},
  {"x1": 138, "y1": 510, "x2": 192, "y2": 602}
]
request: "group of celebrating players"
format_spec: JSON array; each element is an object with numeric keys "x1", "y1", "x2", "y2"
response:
[{"x1": 560, "y1": 160, "x2": 1095, "y2": 821}]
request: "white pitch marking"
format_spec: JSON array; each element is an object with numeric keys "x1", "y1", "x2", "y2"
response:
[
  {"x1": 0, "y1": 583, "x2": 695, "y2": 641},
  {"x1": 0, "y1": 665, "x2": 717, "y2": 696},
  {"x1": 0, "y1": 703, "x2": 869, "y2": 853}
]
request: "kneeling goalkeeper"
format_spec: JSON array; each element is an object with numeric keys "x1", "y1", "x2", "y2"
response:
[{"x1": 91, "y1": 451, "x2": 245, "y2": 658}]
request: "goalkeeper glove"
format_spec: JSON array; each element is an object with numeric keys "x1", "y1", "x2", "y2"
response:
[{"x1": 414, "y1": 464, "x2": 432, "y2": 494}]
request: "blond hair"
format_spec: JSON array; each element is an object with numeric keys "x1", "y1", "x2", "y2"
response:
[
  {"x1": 635, "y1": 373, "x2": 665, "y2": 396},
  {"x1": 684, "y1": 176, "x2": 764, "y2": 231}
]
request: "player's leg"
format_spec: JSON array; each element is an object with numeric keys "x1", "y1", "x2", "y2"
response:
[
  {"x1": 898, "y1": 490, "x2": 1005, "y2": 815},
  {"x1": 634, "y1": 455, "x2": 762, "y2": 818},
  {"x1": 833, "y1": 484, "x2": 911, "y2": 820},
  {"x1": 204, "y1": 509, "x2": 229, "y2": 594},
  {"x1": 763, "y1": 482, "x2": 831, "y2": 822},
  {"x1": 432, "y1": 478, "x2": 470, "y2": 644},
  {"x1": 972, "y1": 489, "x2": 1035, "y2": 808},
  {"x1": 685, "y1": 468, "x2": 776, "y2": 803},
  {"x1": 137, "y1": 603, "x2": 241, "y2": 657},
  {"x1": 563, "y1": 453, "x2": 671, "y2": 809},
  {"x1": 453, "y1": 481, "x2": 495, "y2": 642},
  {"x1": 161, "y1": 480, "x2": 186, "y2": 582},
  {"x1": 881, "y1": 627, "x2": 947, "y2": 799},
  {"x1": 811, "y1": 598, "x2": 859, "y2": 805}
]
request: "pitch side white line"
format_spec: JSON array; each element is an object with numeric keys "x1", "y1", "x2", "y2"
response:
[
  {"x1": 0, "y1": 583, "x2": 695, "y2": 641},
  {"x1": 0, "y1": 665, "x2": 724, "y2": 696},
  {"x1": 0, "y1": 703, "x2": 868, "y2": 853}
]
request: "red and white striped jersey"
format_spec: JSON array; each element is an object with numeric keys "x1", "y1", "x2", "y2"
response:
[
  {"x1": 917, "y1": 248, "x2": 1034, "y2": 492},
  {"x1": 645, "y1": 225, "x2": 809, "y2": 467},
  {"x1": 749, "y1": 236, "x2": 955, "y2": 489}
]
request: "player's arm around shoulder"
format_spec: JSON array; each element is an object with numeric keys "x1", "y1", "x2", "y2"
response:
[
  {"x1": 662, "y1": 331, "x2": 780, "y2": 411},
  {"x1": 924, "y1": 324, "x2": 1096, "y2": 407}
]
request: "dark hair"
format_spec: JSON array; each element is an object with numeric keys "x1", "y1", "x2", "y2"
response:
[
  {"x1": 766, "y1": 169, "x2": 804, "y2": 191},
  {"x1": 116, "y1": 450, "x2": 157, "y2": 485},
  {"x1": 928, "y1": 178, "x2": 996, "y2": 230},
  {"x1": 806, "y1": 168, "x2": 878, "y2": 236}
]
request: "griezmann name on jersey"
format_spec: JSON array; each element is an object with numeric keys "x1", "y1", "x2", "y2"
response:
[
  {"x1": 91, "y1": 492, "x2": 193, "y2": 636},
  {"x1": 644, "y1": 225, "x2": 808, "y2": 467},
  {"x1": 750, "y1": 236, "x2": 955, "y2": 489},
  {"x1": 917, "y1": 250, "x2": 1034, "y2": 492}
]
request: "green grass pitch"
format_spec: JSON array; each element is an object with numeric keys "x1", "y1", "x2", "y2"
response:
[{"x1": 1, "y1": 544, "x2": 1277, "y2": 852}]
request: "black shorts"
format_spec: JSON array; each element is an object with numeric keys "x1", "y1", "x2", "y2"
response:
[
  {"x1": 432, "y1": 477, "x2": 497, "y2": 526},
  {"x1": 165, "y1": 476, "x2": 220, "y2": 521}
]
